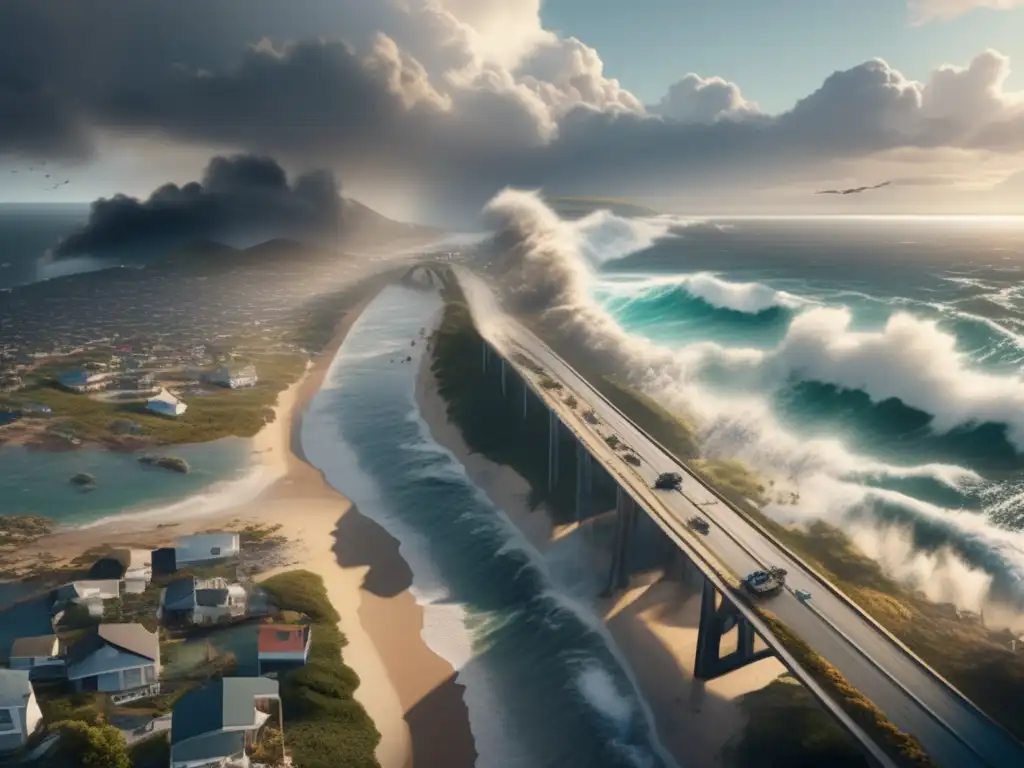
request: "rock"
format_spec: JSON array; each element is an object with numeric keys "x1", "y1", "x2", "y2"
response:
[
  {"x1": 138, "y1": 455, "x2": 190, "y2": 473},
  {"x1": 70, "y1": 472, "x2": 96, "y2": 486}
]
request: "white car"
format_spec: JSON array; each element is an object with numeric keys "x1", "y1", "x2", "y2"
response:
[{"x1": 795, "y1": 589, "x2": 812, "y2": 603}]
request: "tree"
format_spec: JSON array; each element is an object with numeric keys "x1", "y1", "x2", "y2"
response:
[{"x1": 52, "y1": 720, "x2": 131, "y2": 768}]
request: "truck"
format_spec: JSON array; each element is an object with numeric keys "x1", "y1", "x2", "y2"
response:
[{"x1": 744, "y1": 567, "x2": 787, "y2": 597}]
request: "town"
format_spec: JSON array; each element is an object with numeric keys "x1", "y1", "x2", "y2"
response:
[{"x1": 0, "y1": 523, "x2": 345, "y2": 768}]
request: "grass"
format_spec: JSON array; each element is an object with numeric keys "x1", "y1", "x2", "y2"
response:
[
  {"x1": 756, "y1": 610, "x2": 937, "y2": 768},
  {"x1": 732, "y1": 675, "x2": 870, "y2": 768},
  {"x1": 599, "y1": 377, "x2": 700, "y2": 459},
  {"x1": 259, "y1": 570, "x2": 381, "y2": 768},
  {"x1": 1, "y1": 352, "x2": 306, "y2": 446}
]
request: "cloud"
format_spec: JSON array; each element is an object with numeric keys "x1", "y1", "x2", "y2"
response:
[
  {"x1": 652, "y1": 74, "x2": 761, "y2": 124},
  {"x1": 908, "y1": 0, "x2": 1024, "y2": 24},
  {"x1": 3, "y1": 1, "x2": 1024, "y2": 220},
  {"x1": 54, "y1": 154, "x2": 342, "y2": 260}
]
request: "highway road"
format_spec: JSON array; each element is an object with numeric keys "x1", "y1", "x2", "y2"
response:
[{"x1": 458, "y1": 271, "x2": 1024, "y2": 768}]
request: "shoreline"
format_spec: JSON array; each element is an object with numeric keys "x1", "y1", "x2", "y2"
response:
[
  {"x1": 414, "y1": 338, "x2": 786, "y2": 768},
  {"x1": 2, "y1": 283, "x2": 478, "y2": 768}
]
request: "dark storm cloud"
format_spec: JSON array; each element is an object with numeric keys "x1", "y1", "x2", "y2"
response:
[
  {"x1": 2, "y1": 0, "x2": 1023, "y2": 218},
  {"x1": 54, "y1": 154, "x2": 342, "y2": 259}
]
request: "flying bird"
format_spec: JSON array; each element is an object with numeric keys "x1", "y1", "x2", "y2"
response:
[{"x1": 816, "y1": 181, "x2": 892, "y2": 196}]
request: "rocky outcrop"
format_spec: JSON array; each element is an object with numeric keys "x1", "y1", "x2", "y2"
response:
[{"x1": 138, "y1": 454, "x2": 190, "y2": 473}]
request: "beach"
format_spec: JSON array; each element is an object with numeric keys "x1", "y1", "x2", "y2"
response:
[
  {"x1": 4, "y1": 288, "x2": 478, "y2": 768},
  {"x1": 414, "y1": 350, "x2": 787, "y2": 768}
]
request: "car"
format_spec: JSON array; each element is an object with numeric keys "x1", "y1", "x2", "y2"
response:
[
  {"x1": 654, "y1": 472, "x2": 682, "y2": 490},
  {"x1": 686, "y1": 516, "x2": 710, "y2": 535},
  {"x1": 795, "y1": 589, "x2": 812, "y2": 603},
  {"x1": 743, "y1": 567, "x2": 787, "y2": 596},
  {"x1": 623, "y1": 453, "x2": 642, "y2": 467}
]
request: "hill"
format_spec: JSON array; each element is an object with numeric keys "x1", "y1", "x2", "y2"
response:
[{"x1": 545, "y1": 196, "x2": 659, "y2": 219}]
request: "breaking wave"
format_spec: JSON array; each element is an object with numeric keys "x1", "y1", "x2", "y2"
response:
[{"x1": 473, "y1": 187, "x2": 1024, "y2": 614}]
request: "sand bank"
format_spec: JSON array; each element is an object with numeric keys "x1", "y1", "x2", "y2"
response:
[
  {"x1": 415, "y1": 349, "x2": 786, "y2": 767},
  {"x1": 4, "y1": 287, "x2": 477, "y2": 768}
]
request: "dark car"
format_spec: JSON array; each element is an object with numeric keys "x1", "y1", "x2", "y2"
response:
[
  {"x1": 687, "y1": 516, "x2": 710, "y2": 535},
  {"x1": 654, "y1": 472, "x2": 682, "y2": 490}
]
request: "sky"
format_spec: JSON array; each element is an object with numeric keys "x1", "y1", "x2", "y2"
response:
[{"x1": 1, "y1": 0, "x2": 1024, "y2": 225}]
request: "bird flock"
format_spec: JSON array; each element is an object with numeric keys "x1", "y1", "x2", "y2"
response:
[{"x1": 8, "y1": 160, "x2": 70, "y2": 191}]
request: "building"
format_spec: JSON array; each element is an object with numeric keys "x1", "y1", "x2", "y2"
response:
[
  {"x1": 56, "y1": 370, "x2": 112, "y2": 393},
  {"x1": 161, "y1": 577, "x2": 247, "y2": 626},
  {"x1": 88, "y1": 549, "x2": 152, "y2": 593},
  {"x1": 257, "y1": 625, "x2": 311, "y2": 677},
  {"x1": 0, "y1": 670, "x2": 42, "y2": 753},
  {"x1": 175, "y1": 533, "x2": 241, "y2": 566},
  {"x1": 65, "y1": 623, "x2": 161, "y2": 694},
  {"x1": 8, "y1": 635, "x2": 65, "y2": 681},
  {"x1": 50, "y1": 579, "x2": 121, "y2": 619},
  {"x1": 170, "y1": 677, "x2": 283, "y2": 768},
  {"x1": 0, "y1": 374, "x2": 22, "y2": 393},
  {"x1": 209, "y1": 364, "x2": 258, "y2": 389},
  {"x1": 146, "y1": 389, "x2": 187, "y2": 417}
]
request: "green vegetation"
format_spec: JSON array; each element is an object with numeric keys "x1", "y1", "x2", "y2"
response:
[
  {"x1": 1, "y1": 352, "x2": 306, "y2": 446},
  {"x1": 260, "y1": 570, "x2": 381, "y2": 768},
  {"x1": 732, "y1": 676, "x2": 869, "y2": 768},
  {"x1": 756, "y1": 610, "x2": 936, "y2": 768},
  {"x1": 49, "y1": 720, "x2": 131, "y2": 768},
  {"x1": 127, "y1": 734, "x2": 170, "y2": 768}
]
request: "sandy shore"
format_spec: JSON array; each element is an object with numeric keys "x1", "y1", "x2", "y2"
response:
[
  {"x1": 5, "y1": 287, "x2": 477, "y2": 768},
  {"x1": 415, "y1": 353, "x2": 786, "y2": 767}
]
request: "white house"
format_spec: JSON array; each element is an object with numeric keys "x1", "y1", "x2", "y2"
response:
[
  {"x1": 257, "y1": 625, "x2": 311, "y2": 677},
  {"x1": 65, "y1": 624, "x2": 161, "y2": 694},
  {"x1": 8, "y1": 635, "x2": 64, "y2": 680},
  {"x1": 170, "y1": 678, "x2": 283, "y2": 768},
  {"x1": 0, "y1": 670, "x2": 43, "y2": 753},
  {"x1": 210, "y1": 364, "x2": 258, "y2": 389},
  {"x1": 175, "y1": 533, "x2": 240, "y2": 566},
  {"x1": 116, "y1": 549, "x2": 153, "y2": 593},
  {"x1": 146, "y1": 389, "x2": 187, "y2": 417},
  {"x1": 161, "y1": 577, "x2": 247, "y2": 626}
]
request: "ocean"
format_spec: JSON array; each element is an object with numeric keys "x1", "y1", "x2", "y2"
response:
[
  {"x1": 0, "y1": 204, "x2": 93, "y2": 289},
  {"x1": 302, "y1": 284, "x2": 673, "y2": 768},
  {"x1": 482, "y1": 191, "x2": 1024, "y2": 620}
]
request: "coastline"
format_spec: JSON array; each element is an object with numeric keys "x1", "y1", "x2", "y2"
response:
[
  {"x1": 414, "y1": 340, "x2": 786, "y2": 767},
  {"x1": 4, "y1": 286, "x2": 478, "y2": 768}
]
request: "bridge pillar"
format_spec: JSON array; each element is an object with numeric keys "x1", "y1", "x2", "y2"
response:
[
  {"x1": 694, "y1": 579, "x2": 774, "y2": 681},
  {"x1": 602, "y1": 487, "x2": 637, "y2": 596},
  {"x1": 575, "y1": 441, "x2": 593, "y2": 524},
  {"x1": 547, "y1": 408, "x2": 560, "y2": 491},
  {"x1": 500, "y1": 356, "x2": 507, "y2": 398}
]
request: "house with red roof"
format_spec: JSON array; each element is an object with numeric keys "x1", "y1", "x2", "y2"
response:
[{"x1": 256, "y1": 625, "x2": 311, "y2": 677}]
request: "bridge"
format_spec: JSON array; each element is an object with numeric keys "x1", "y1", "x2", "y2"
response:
[{"x1": 451, "y1": 267, "x2": 1024, "y2": 768}]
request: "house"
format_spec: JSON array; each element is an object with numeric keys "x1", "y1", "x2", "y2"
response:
[
  {"x1": 170, "y1": 677, "x2": 283, "y2": 768},
  {"x1": 0, "y1": 670, "x2": 42, "y2": 753},
  {"x1": 88, "y1": 550, "x2": 152, "y2": 593},
  {"x1": 56, "y1": 370, "x2": 111, "y2": 393},
  {"x1": 65, "y1": 623, "x2": 160, "y2": 694},
  {"x1": 147, "y1": 389, "x2": 187, "y2": 417},
  {"x1": 8, "y1": 635, "x2": 65, "y2": 681},
  {"x1": 50, "y1": 579, "x2": 121, "y2": 619},
  {"x1": 161, "y1": 577, "x2": 247, "y2": 626},
  {"x1": 175, "y1": 533, "x2": 241, "y2": 566},
  {"x1": 209, "y1": 364, "x2": 258, "y2": 389},
  {"x1": 257, "y1": 625, "x2": 311, "y2": 676}
]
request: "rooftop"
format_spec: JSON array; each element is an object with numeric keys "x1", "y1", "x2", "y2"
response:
[
  {"x1": 171, "y1": 677, "x2": 279, "y2": 758},
  {"x1": 0, "y1": 669, "x2": 33, "y2": 709},
  {"x1": 258, "y1": 625, "x2": 310, "y2": 655},
  {"x1": 9, "y1": 635, "x2": 59, "y2": 659},
  {"x1": 67, "y1": 623, "x2": 159, "y2": 667}
]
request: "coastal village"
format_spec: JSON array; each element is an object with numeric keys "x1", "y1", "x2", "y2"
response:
[{"x1": 0, "y1": 523, "x2": 326, "y2": 767}]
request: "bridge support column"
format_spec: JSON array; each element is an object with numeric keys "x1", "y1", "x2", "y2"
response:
[
  {"x1": 694, "y1": 579, "x2": 773, "y2": 681},
  {"x1": 575, "y1": 442, "x2": 593, "y2": 524},
  {"x1": 602, "y1": 487, "x2": 636, "y2": 596},
  {"x1": 500, "y1": 357, "x2": 507, "y2": 398},
  {"x1": 547, "y1": 409, "x2": 560, "y2": 491}
]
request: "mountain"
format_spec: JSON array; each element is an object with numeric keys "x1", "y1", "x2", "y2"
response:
[
  {"x1": 342, "y1": 198, "x2": 443, "y2": 247},
  {"x1": 545, "y1": 196, "x2": 659, "y2": 219}
]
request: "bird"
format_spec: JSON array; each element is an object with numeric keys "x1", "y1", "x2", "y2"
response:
[{"x1": 816, "y1": 181, "x2": 892, "y2": 196}]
